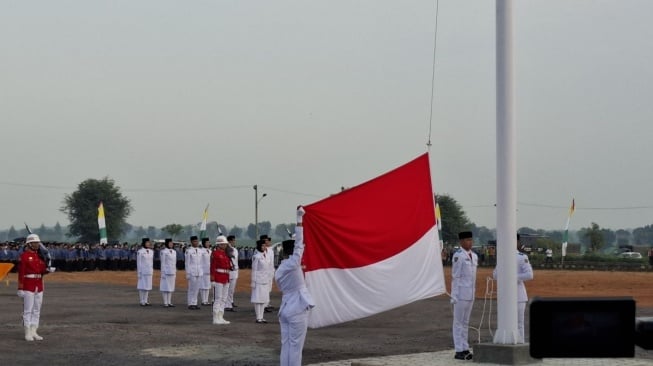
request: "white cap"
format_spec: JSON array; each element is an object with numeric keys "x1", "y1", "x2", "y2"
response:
[
  {"x1": 26, "y1": 234, "x2": 41, "y2": 244},
  {"x1": 215, "y1": 235, "x2": 228, "y2": 245}
]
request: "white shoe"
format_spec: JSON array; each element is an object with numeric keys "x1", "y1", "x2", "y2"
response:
[
  {"x1": 24, "y1": 326, "x2": 34, "y2": 341},
  {"x1": 31, "y1": 325, "x2": 43, "y2": 341},
  {"x1": 219, "y1": 311, "x2": 230, "y2": 325}
]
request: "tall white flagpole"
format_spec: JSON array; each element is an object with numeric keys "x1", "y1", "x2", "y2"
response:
[{"x1": 494, "y1": 0, "x2": 520, "y2": 344}]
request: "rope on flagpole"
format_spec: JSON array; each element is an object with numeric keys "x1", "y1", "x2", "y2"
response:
[{"x1": 426, "y1": 0, "x2": 440, "y2": 152}]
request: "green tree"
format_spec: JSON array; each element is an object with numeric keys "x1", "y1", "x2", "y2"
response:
[
  {"x1": 228, "y1": 226, "x2": 243, "y2": 238},
  {"x1": 275, "y1": 223, "x2": 293, "y2": 239},
  {"x1": 436, "y1": 194, "x2": 472, "y2": 245},
  {"x1": 7, "y1": 225, "x2": 17, "y2": 240},
  {"x1": 582, "y1": 222, "x2": 605, "y2": 252},
  {"x1": 246, "y1": 223, "x2": 256, "y2": 239},
  {"x1": 53, "y1": 222, "x2": 64, "y2": 242},
  {"x1": 61, "y1": 178, "x2": 132, "y2": 243},
  {"x1": 161, "y1": 224, "x2": 184, "y2": 239}
]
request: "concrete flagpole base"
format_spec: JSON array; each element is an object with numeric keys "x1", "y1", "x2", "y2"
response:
[{"x1": 473, "y1": 343, "x2": 541, "y2": 365}]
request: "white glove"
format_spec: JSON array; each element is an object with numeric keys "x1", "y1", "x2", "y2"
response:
[
  {"x1": 48, "y1": 267, "x2": 57, "y2": 273},
  {"x1": 297, "y1": 206, "x2": 305, "y2": 223},
  {"x1": 17, "y1": 290, "x2": 25, "y2": 298},
  {"x1": 450, "y1": 297, "x2": 457, "y2": 305}
]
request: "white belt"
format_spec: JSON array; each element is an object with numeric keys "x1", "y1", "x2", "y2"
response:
[
  {"x1": 215, "y1": 269, "x2": 230, "y2": 274},
  {"x1": 24, "y1": 274, "x2": 42, "y2": 279}
]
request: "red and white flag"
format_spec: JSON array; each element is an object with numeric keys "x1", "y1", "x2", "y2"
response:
[{"x1": 303, "y1": 153, "x2": 446, "y2": 328}]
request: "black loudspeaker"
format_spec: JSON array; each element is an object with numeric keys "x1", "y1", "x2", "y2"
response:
[
  {"x1": 636, "y1": 317, "x2": 653, "y2": 350},
  {"x1": 529, "y1": 297, "x2": 635, "y2": 358}
]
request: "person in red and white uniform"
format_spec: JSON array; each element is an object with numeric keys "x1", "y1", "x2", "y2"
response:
[
  {"x1": 210, "y1": 235, "x2": 232, "y2": 325},
  {"x1": 17, "y1": 234, "x2": 49, "y2": 341}
]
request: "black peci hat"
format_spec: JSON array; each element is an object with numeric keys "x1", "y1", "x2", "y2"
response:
[
  {"x1": 164, "y1": 238, "x2": 173, "y2": 244},
  {"x1": 259, "y1": 234, "x2": 270, "y2": 241},
  {"x1": 227, "y1": 235, "x2": 235, "y2": 241},
  {"x1": 201, "y1": 237, "x2": 210, "y2": 244},
  {"x1": 142, "y1": 237, "x2": 150, "y2": 245},
  {"x1": 282, "y1": 239, "x2": 295, "y2": 256},
  {"x1": 190, "y1": 235, "x2": 198, "y2": 241},
  {"x1": 256, "y1": 239, "x2": 266, "y2": 251},
  {"x1": 458, "y1": 231, "x2": 473, "y2": 240}
]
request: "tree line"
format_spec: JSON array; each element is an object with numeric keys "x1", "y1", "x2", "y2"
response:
[{"x1": 2, "y1": 178, "x2": 652, "y2": 249}]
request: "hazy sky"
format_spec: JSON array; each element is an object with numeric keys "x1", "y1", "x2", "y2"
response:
[{"x1": 2, "y1": 1, "x2": 652, "y2": 233}]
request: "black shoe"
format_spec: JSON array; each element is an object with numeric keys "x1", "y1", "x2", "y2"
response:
[
  {"x1": 224, "y1": 307, "x2": 235, "y2": 312},
  {"x1": 168, "y1": 304, "x2": 175, "y2": 308},
  {"x1": 145, "y1": 303, "x2": 151, "y2": 306},
  {"x1": 140, "y1": 303, "x2": 147, "y2": 307},
  {"x1": 255, "y1": 319, "x2": 264, "y2": 324},
  {"x1": 455, "y1": 351, "x2": 472, "y2": 360},
  {"x1": 264, "y1": 307, "x2": 273, "y2": 313},
  {"x1": 232, "y1": 303, "x2": 238, "y2": 308},
  {"x1": 188, "y1": 305, "x2": 200, "y2": 310}
]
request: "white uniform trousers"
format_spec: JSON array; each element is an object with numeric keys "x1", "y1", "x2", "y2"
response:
[
  {"x1": 452, "y1": 299, "x2": 474, "y2": 352},
  {"x1": 187, "y1": 275, "x2": 201, "y2": 306},
  {"x1": 22, "y1": 290, "x2": 43, "y2": 327},
  {"x1": 212, "y1": 282, "x2": 229, "y2": 313},
  {"x1": 227, "y1": 276, "x2": 238, "y2": 307},
  {"x1": 518, "y1": 302, "x2": 526, "y2": 343},
  {"x1": 279, "y1": 308, "x2": 309, "y2": 366},
  {"x1": 200, "y1": 274, "x2": 211, "y2": 303}
]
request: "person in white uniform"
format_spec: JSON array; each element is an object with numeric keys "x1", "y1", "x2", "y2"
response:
[
  {"x1": 251, "y1": 238, "x2": 274, "y2": 323},
  {"x1": 275, "y1": 206, "x2": 315, "y2": 366},
  {"x1": 493, "y1": 233, "x2": 534, "y2": 343},
  {"x1": 185, "y1": 235, "x2": 203, "y2": 310},
  {"x1": 451, "y1": 231, "x2": 477, "y2": 360},
  {"x1": 199, "y1": 238, "x2": 212, "y2": 306},
  {"x1": 159, "y1": 238, "x2": 177, "y2": 307},
  {"x1": 137, "y1": 238, "x2": 154, "y2": 306},
  {"x1": 225, "y1": 235, "x2": 239, "y2": 312}
]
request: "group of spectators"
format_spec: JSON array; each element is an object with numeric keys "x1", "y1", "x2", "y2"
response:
[{"x1": 0, "y1": 241, "x2": 272, "y2": 273}]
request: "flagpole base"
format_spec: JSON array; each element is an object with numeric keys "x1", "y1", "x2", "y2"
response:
[{"x1": 473, "y1": 343, "x2": 540, "y2": 365}]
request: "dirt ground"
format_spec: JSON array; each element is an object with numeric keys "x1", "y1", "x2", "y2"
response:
[{"x1": 1, "y1": 267, "x2": 652, "y2": 366}]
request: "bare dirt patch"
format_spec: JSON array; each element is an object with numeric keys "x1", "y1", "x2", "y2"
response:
[{"x1": 1, "y1": 267, "x2": 651, "y2": 365}]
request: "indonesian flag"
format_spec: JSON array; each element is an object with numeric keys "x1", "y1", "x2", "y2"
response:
[
  {"x1": 303, "y1": 153, "x2": 446, "y2": 328},
  {"x1": 98, "y1": 202, "x2": 108, "y2": 245}
]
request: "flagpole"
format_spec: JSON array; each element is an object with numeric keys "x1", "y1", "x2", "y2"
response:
[{"x1": 493, "y1": 0, "x2": 519, "y2": 345}]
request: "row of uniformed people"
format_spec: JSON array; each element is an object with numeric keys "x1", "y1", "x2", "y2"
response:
[{"x1": 1, "y1": 241, "x2": 265, "y2": 272}]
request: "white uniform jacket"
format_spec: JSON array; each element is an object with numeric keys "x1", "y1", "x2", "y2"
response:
[
  {"x1": 137, "y1": 248, "x2": 154, "y2": 276},
  {"x1": 229, "y1": 245, "x2": 239, "y2": 280},
  {"x1": 492, "y1": 251, "x2": 534, "y2": 302},
  {"x1": 184, "y1": 247, "x2": 204, "y2": 277},
  {"x1": 275, "y1": 226, "x2": 315, "y2": 317},
  {"x1": 160, "y1": 248, "x2": 177, "y2": 276},
  {"x1": 451, "y1": 249, "x2": 477, "y2": 301}
]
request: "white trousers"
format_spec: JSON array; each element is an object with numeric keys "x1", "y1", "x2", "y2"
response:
[
  {"x1": 518, "y1": 302, "x2": 526, "y2": 343},
  {"x1": 212, "y1": 282, "x2": 229, "y2": 313},
  {"x1": 23, "y1": 290, "x2": 44, "y2": 327},
  {"x1": 187, "y1": 276, "x2": 201, "y2": 305},
  {"x1": 279, "y1": 309, "x2": 309, "y2": 366},
  {"x1": 227, "y1": 276, "x2": 237, "y2": 307},
  {"x1": 139, "y1": 290, "x2": 150, "y2": 304},
  {"x1": 452, "y1": 300, "x2": 474, "y2": 352}
]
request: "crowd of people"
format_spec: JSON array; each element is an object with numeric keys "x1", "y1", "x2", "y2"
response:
[{"x1": 1, "y1": 239, "x2": 275, "y2": 273}]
